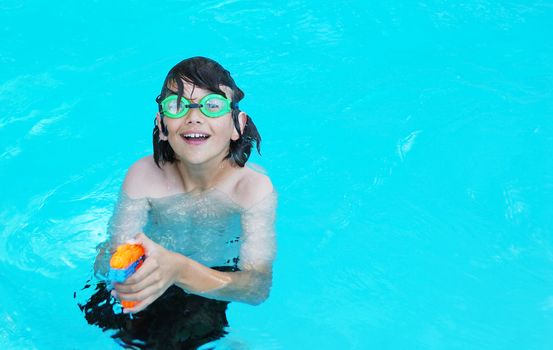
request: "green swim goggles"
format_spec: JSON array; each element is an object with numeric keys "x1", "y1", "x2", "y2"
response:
[{"x1": 156, "y1": 93, "x2": 238, "y2": 119}]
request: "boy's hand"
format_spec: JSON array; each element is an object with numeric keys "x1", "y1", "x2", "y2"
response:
[{"x1": 112, "y1": 232, "x2": 181, "y2": 314}]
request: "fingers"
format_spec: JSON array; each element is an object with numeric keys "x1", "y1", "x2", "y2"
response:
[
  {"x1": 114, "y1": 270, "x2": 160, "y2": 295},
  {"x1": 114, "y1": 257, "x2": 161, "y2": 291},
  {"x1": 123, "y1": 257, "x2": 159, "y2": 285},
  {"x1": 114, "y1": 256, "x2": 164, "y2": 298},
  {"x1": 111, "y1": 235, "x2": 176, "y2": 314},
  {"x1": 134, "y1": 232, "x2": 151, "y2": 246},
  {"x1": 123, "y1": 294, "x2": 158, "y2": 314},
  {"x1": 116, "y1": 281, "x2": 162, "y2": 302},
  {"x1": 133, "y1": 232, "x2": 158, "y2": 257},
  {"x1": 134, "y1": 232, "x2": 147, "y2": 242}
]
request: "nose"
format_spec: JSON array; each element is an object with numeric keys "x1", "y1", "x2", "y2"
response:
[{"x1": 184, "y1": 107, "x2": 204, "y2": 124}]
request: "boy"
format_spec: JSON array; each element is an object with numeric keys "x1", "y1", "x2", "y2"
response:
[{"x1": 85, "y1": 56, "x2": 277, "y2": 349}]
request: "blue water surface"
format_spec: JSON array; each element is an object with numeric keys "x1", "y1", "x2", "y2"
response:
[{"x1": 1, "y1": 1, "x2": 552, "y2": 349}]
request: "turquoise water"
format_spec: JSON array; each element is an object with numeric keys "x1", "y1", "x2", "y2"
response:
[{"x1": 1, "y1": 1, "x2": 552, "y2": 349}]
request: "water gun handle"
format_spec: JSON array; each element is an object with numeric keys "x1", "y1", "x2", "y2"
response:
[{"x1": 109, "y1": 243, "x2": 146, "y2": 308}]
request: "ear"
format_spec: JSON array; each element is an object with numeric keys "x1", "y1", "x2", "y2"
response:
[
  {"x1": 156, "y1": 113, "x2": 168, "y2": 141},
  {"x1": 231, "y1": 112, "x2": 248, "y2": 141}
]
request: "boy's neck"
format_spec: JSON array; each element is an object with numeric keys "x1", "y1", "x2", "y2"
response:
[{"x1": 175, "y1": 155, "x2": 235, "y2": 193}]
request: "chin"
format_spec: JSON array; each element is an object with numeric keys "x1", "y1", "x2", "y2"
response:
[{"x1": 177, "y1": 152, "x2": 213, "y2": 165}]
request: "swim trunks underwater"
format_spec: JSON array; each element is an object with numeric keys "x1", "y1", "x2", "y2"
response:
[{"x1": 78, "y1": 266, "x2": 238, "y2": 350}]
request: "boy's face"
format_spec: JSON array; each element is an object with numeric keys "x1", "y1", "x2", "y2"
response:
[{"x1": 156, "y1": 80, "x2": 243, "y2": 166}]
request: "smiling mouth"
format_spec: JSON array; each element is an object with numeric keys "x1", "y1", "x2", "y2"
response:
[
  {"x1": 181, "y1": 133, "x2": 210, "y2": 140},
  {"x1": 180, "y1": 133, "x2": 211, "y2": 145}
]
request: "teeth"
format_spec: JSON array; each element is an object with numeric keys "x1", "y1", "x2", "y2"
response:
[{"x1": 184, "y1": 133, "x2": 209, "y2": 138}]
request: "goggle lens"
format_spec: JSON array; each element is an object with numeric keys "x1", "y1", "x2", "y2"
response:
[
  {"x1": 165, "y1": 98, "x2": 185, "y2": 116},
  {"x1": 160, "y1": 94, "x2": 231, "y2": 118},
  {"x1": 203, "y1": 96, "x2": 226, "y2": 116}
]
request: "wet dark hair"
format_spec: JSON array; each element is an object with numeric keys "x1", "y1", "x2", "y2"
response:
[{"x1": 153, "y1": 56, "x2": 261, "y2": 168}]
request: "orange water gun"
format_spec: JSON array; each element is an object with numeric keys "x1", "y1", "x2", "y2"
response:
[{"x1": 109, "y1": 243, "x2": 146, "y2": 308}]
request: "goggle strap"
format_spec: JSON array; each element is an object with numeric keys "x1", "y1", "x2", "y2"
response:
[{"x1": 231, "y1": 102, "x2": 239, "y2": 110}]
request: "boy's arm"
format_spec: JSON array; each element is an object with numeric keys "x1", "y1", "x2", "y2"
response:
[
  {"x1": 176, "y1": 190, "x2": 277, "y2": 305},
  {"x1": 93, "y1": 191, "x2": 150, "y2": 277},
  {"x1": 173, "y1": 255, "x2": 273, "y2": 305},
  {"x1": 94, "y1": 157, "x2": 154, "y2": 277}
]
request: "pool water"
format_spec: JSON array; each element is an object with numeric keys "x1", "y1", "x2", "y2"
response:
[{"x1": 1, "y1": 1, "x2": 552, "y2": 349}]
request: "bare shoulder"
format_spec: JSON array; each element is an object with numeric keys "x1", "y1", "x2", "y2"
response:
[
  {"x1": 122, "y1": 156, "x2": 167, "y2": 199},
  {"x1": 232, "y1": 165, "x2": 274, "y2": 209}
]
